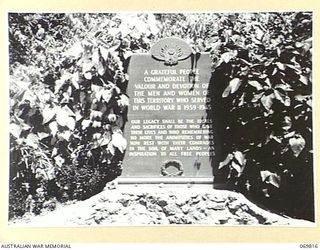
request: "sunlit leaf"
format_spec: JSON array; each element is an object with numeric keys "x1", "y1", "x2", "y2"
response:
[
  {"x1": 252, "y1": 92, "x2": 264, "y2": 103},
  {"x1": 275, "y1": 62, "x2": 286, "y2": 71},
  {"x1": 68, "y1": 41, "x2": 83, "y2": 59},
  {"x1": 42, "y1": 106, "x2": 56, "y2": 124},
  {"x1": 234, "y1": 151, "x2": 245, "y2": 166},
  {"x1": 99, "y1": 132, "x2": 111, "y2": 147},
  {"x1": 306, "y1": 99, "x2": 312, "y2": 108},
  {"x1": 260, "y1": 171, "x2": 281, "y2": 188},
  {"x1": 84, "y1": 72, "x2": 92, "y2": 80},
  {"x1": 255, "y1": 27, "x2": 264, "y2": 40},
  {"x1": 72, "y1": 72, "x2": 80, "y2": 89},
  {"x1": 261, "y1": 93, "x2": 275, "y2": 110},
  {"x1": 90, "y1": 110, "x2": 103, "y2": 120},
  {"x1": 10, "y1": 123, "x2": 22, "y2": 138},
  {"x1": 49, "y1": 121, "x2": 59, "y2": 136},
  {"x1": 221, "y1": 50, "x2": 238, "y2": 63},
  {"x1": 299, "y1": 75, "x2": 309, "y2": 85},
  {"x1": 107, "y1": 141, "x2": 115, "y2": 156},
  {"x1": 111, "y1": 132, "x2": 127, "y2": 153},
  {"x1": 275, "y1": 83, "x2": 293, "y2": 92},
  {"x1": 58, "y1": 130, "x2": 71, "y2": 141},
  {"x1": 282, "y1": 116, "x2": 292, "y2": 131},
  {"x1": 56, "y1": 111, "x2": 68, "y2": 127},
  {"x1": 218, "y1": 153, "x2": 233, "y2": 169},
  {"x1": 22, "y1": 90, "x2": 37, "y2": 105},
  {"x1": 222, "y1": 78, "x2": 241, "y2": 98},
  {"x1": 65, "y1": 116, "x2": 76, "y2": 130},
  {"x1": 284, "y1": 131, "x2": 295, "y2": 139},
  {"x1": 274, "y1": 89, "x2": 285, "y2": 104},
  {"x1": 289, "y1": 135, "x2": 306, "y2": 157},
  {"x1": 102, "y1": 88, "x2": 114, "y2": 103},
  {"x1": 81, "y1": 119, "x2": 92, "y2": 130},
  {"x1": 92, "y1": 121, "x2": 102, "y2": 128},
  {"x1": 260, "y1": 170, "x2": 272, "y2": 182},
  {"x1": 248, "y1": 80, "x2": 263, "y2": 91},
  {"x1": 92, "y1": 49, "x2": 101, "y2": 67},
  {"x1": 231, "y1": 161, "x2": 243, "y2": 175},
  {"x1": 37, "y1": 132, "x2": 50, "y2": 140},
  {"x1": 25, "y1": 134, "x2": 39, "y2": 148},
  {"x1": 230, "y1": 78, "x2": 241, "y2": 94},
  {"x1": 54, "y1": 155, "x2": 65, "y2": 168}
]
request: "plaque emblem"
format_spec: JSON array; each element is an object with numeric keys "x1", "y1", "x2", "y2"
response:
[
  {"x1": 150, "y1": 37, "x2": 192, "y2": 65},
  {"x1": 160, "y1": 44, "x2": 183, "y2": 65}
]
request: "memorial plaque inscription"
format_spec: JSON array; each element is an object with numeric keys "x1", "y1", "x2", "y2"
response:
[{"x1": 122, "y1": 37, "x2": 214, "y2": 177}]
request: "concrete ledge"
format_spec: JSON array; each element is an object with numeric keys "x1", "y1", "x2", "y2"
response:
[{"x1": 117, "y1": 177, "x2": 213, "y2": 185}]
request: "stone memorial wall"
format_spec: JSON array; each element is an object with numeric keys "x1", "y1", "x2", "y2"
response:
[{"x1": 122, "y1": 37, "x2": 214, "y2": 177}]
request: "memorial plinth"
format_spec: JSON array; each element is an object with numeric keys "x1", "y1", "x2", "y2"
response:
[{"x1": 122, "y1": 37, "x2": 214, "y2": 178}]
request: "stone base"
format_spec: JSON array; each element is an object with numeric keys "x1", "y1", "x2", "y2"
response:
[{"x1": 9, "y1": 186, "x2": 313, "y2": 226}]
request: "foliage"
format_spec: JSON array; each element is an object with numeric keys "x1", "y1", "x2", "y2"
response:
[
  {"x1": 206, "y1": 12, "x2": 313, "y2": 220},
  {"x1": 9, "y1": 12, "x2": 313, "y2": 221},
  {"x1": 154, "y1": 12, "x2": 313, "y2": 220},
  {"x1": 9, "y1": 13, "x2": 158, "y2": 218}
]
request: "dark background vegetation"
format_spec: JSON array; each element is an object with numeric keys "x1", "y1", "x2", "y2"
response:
[{"x1": 9, "y1": 12, "x2": 313, "y2": 221}]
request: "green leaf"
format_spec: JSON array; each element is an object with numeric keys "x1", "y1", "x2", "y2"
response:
[
  {"x1": 248, "y1": 80, "x2": 263, "y2": 91},
  {"x1": 274, "y1": 90, "x2": 285, "y2": 104},
  {"x1": 275, "y1": 62, "x2": 286, "y2": 71},
  {"x1": 92, "y1": 48, "x2": 101, "y2": 67},
  {"x1": 72, "y1": 72, "x2": 80, "y2": 89},
  {"x1": 81, "y1": 119, "x2": 92, "y2": 130},
  {"x1": 221, "y1": 50, "x2": 238, "y2": 63},
  {"x1": 222, "y1": 85, "x2": 232, "y2": 98},
  {"x1": 49, "y1": 121, "x2": 58, "y2": 136},
  {"x1": 261, "y1": 93, "x2": 275, "y2": 110},
  {"x1": 252, "y1": 92, "x2": 264, "y2": 103},
  {"x1": 99, "y1": 133, "x2": 111, "y2": 147},
  {"x1": 58, "y1": 130, "x2": 72, "y2": 141},
  {"x1": 107, "y1": 141, "x2": 115, "y2": 156},
  {"x1": 231, "y1": 161, "x2": 243, "y2": 176},
  {"x1": 10, "y1": 123, "x2": 22, "y2": 138},
  {"x1": 84, "y1": 72, "x2": 92, "y2": 80},
  {"x1": 274, "y1": 83, "x2": 293, "y2": 92},
  {"x1": 102, "y1": 88, "x2": 114, "y2": 103},
  {"x1": 289, "y1": 135, "x2": 306, "y2": 157},
  {"x1": 56, "y1": 106, "x2": 75, "y2": 127},
  {"x1": 68, "y1": 41, "x2": 83, "y2": 59},
  {"x1": 56, "y1": 110, "x2": 68, "y2": 127},
  {"x1": 222, "y1": 78, "x2": 241, "y2": 98},
  {"x1": 218, "y1": 153, "x2": 233, "y2": 169},
  {"x1": 22, "y1": 90, "x2": 37, "y2": 105},
  {"x1": 25, "y1": 134, "x2": 39, "y2": 148},
  {"x1": 111, "y1": 132, "x2": 127, "y2": 153},
  {"x1": 260, "y1": 170, "x2": 272, "y2": 182},
  {"x1": 230, "y1": 78, "x2": 241, "y2": 94},
  {"x1": 282, "y1": 116, "x2": 292, "y2": 131},
  {"x1": 92, "y1": 121, "x2": 102, "y2": 128},
  {"x1": 234, "y1": 151, "x2": 245, "y2": 166},
  {"x1": 65, "y1": 116, "x2": 76, "y2": 130},
  {"x1": 260, "y1": 170, "x2": 281, "y2": 188},
  {"x1": 37, "y1": 132, "x2": 50, "y2": 140},
  {"x1": 82, "y1": 59, "x2": 94, "y2": 73},
  {"x1": 54, "y1": 155, "x2": 65, "y2": 168},
  {"x1": 269, "y1": 174, "x2": 281, "y2": 188},
  {"x1": 299, "y1": 75, "x2": 309, "y2": 85},
  {"x1": 42, "y1": 106, "x2": 56, "y2": 124}
]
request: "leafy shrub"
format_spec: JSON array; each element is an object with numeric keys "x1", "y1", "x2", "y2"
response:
[
  {"x1": 206, "y1": 12, "x2": 313, "y2": 221},
  {"x1": 9, "y1": 13, "x2": 157, "y2": 218}
]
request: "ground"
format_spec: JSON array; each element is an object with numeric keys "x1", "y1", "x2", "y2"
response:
[{"x1": 9, "y1": 185, "x2": 313, "y2": 226}]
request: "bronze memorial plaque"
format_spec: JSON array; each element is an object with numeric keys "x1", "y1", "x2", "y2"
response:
[{"x1": 122, "y1": 37, "x2": 214, "y2": 177}]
